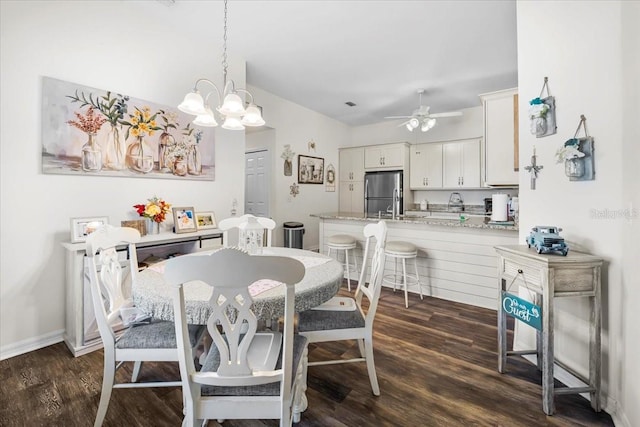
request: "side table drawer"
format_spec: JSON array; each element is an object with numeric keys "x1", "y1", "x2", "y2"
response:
[
  {"x1": 502, "y1": 258, "x2": 543, "y2": 292},
  {"x1": 554, "y1": 267, "x2": 596, "y2": 293}
]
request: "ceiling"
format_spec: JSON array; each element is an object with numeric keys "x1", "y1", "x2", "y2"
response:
[{"x1": 160, "y1": 0, "x2": 518, "y2": 127}]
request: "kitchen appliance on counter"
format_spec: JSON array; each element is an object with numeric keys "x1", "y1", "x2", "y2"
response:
[
  {"x1": 447, "y1": 192, "x2": 464, "y2": 212},
  {"x1": 484, "y1": 197, "x2": 492, "y2": 215},
  {"x1": 364, "y1": 170, "x2": 403, "y2": 218}
]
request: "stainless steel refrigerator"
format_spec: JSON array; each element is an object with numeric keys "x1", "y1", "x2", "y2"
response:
[{"x1": 364, "y1": 170, "x2": 403, "y2": 217}]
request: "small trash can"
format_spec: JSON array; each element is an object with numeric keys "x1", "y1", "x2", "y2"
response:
[{"x1": 283, "y1": 222, "x2": 305, "y2": 249}]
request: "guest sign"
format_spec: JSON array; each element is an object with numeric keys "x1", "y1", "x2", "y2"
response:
[{"x1": 501, "y1": 292, "x2": 542, "y2": 331}]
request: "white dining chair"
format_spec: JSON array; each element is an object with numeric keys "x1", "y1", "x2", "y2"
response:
[
  {"x1": 219, "y1": 214, "x2": 276, "y2": 247},
  {"x1": 164, "y1": 247, "x2": 308, "y2": 426},
  {"x1": 298, "y1": 220, "x2": 387, "y2": 396},
  {"x1": 85, "y1": 225, "x2": 206, "y2": 427}
]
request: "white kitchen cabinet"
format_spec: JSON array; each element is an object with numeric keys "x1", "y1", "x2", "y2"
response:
[
  {"x1": 339, "y1": 147, "x2": 364, "y2": 182},
  {"x1": 339, "y1": 180, "x2": 364, "y2": 213},
  {"x1": 480, "y1": 88, "x2": 519, "y2": 186},
  {"x1": 339, "y1": 148, "x2": 364, "y2": 212},
  {"x1": 442, "y1": 139, "x2": 481, "y2": 188},
  {"x1": 364, "y1": 143, "x2": 407, "y2": 170},
  {"x1": 409, "y1": 143, "x2": 443, "y2": 189}
]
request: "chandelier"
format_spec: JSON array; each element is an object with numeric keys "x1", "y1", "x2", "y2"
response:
[{"x1": 178, "y1": 0, "x2": 265, "y2": 130}]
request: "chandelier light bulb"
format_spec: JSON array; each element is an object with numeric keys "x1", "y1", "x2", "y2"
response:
[{"x1": 177, "y1": 91, "x2": 207, "y2": 116}]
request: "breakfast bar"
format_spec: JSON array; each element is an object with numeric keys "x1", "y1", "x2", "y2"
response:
[{"x1": 314, "y1": 212, "x2": 519, "y2": 309}]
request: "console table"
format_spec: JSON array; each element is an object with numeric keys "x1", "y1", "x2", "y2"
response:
[
  {"x1": 495, "y1": 245, "x2": 602, "y2": 415},
  {"x1": 61, "y1": 229, "x2": 222, "y2": 357}
]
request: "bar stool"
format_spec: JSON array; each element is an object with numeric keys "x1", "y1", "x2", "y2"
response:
[
  {"x1": 382, "y1": 241, "x2": 423, "y2": 308},
  {"x1": 327, "y1": 234, "x2": 358, "y2": 291}
]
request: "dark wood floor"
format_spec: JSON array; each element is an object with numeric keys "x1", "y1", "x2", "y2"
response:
[{"x1": 0, "y1": 286, "x2": 614, "y2": 426}]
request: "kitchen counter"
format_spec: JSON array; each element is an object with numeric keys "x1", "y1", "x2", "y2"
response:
[
  {"x1": 312, "y1": 211, "x2": 518, "y2": 231},
  {"x1": 316, "y1": 213, "x2": 519, "y2": 310}
]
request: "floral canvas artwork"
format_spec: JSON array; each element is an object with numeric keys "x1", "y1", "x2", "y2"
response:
[{"x1": 41, "y1": 76, "x2": 215, "y2": 180}]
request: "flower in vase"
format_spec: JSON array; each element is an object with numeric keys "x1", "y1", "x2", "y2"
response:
[
  {"x1": 120, "y1": 106, "x2": 162, "y2": 140},
  {"x1": 67, "y1": 90, "x2": 129, "y2": 127},
  {"x1": 67, "y1": 106, "x2": 107, "y2": 134},
  {"x1": 133, "y1": 196, "x2": 171, "y2": 223},
  {"x1": 555, "y1": 139, "x2": 586, "y2": 164}
]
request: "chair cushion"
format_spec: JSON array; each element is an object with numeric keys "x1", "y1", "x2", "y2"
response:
[
  {"x1": 385, "y1": 241, "x2": 417, "y2": 254},
  {"x1": 328, "y1": 234, "x2": 356, "y2": 245},
  {"x1": 116, "y1": 319, "x2": 205, "y2": 349},
  {"x1": 200, "y1": 334, "x2": 308, "y2": 397},
  {"x1": 298, "y1": 304, "x2": 365, "y2": 332}
]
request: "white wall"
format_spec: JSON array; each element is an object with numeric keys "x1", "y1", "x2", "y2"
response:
[
  {"x1": 246, "y1": 85, "x2": 350, "y2": 250},
  {"x1": 517, "y1": 1, "x2": 639, "y2": 425},
  {"x1": 0, "y1": 1, "x2": 246, "y2": 355}
]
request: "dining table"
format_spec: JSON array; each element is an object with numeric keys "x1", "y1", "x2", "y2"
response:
[{"x1": 132, "y1": 246, "x2": 345, "y2": 325}]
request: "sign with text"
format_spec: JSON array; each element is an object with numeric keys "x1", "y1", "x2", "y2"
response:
[{"x1": 501, "y1": 291, "x2": 542, "y2": 331}]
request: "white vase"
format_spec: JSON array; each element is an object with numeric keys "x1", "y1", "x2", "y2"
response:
[{"x1": 145, "y1": 218, "x2": 160, "y2": 235}]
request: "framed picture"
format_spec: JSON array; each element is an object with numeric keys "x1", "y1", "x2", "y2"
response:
[
  {"x1": 172, "y1": 207, "x2": 197, "y2": 234},
  {"x1": 195, "y1": 211, "x2": 217, "y2": 230},
  {"x1": 70, "y1": 216, "x2": 109, "y2": 243},
  {"x1": 298, "y1": 155, "x2": 324, "y2": 184}
]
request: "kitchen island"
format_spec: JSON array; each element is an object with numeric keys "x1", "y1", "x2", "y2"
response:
[{"x1": 313, "y1": 212, "x2": 519, "y2": 309}]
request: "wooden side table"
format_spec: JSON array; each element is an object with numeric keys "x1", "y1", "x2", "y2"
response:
[{"x1": 494, "y1": 245, "x2": 603, "y2": 415}]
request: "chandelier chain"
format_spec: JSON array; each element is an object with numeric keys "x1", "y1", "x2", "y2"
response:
[{"x1": 222, "y1": 0, "x2": 228, "y2": 85}]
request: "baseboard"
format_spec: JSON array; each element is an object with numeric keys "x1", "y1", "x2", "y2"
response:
[
  {"x1": 608, "y1": 398, "x2": 632, "y2": 427},
  {"x1": 521, "y1": 354, "x2": 632, "y2": 425},
  {"x1": 0, "y1": 329, "x2": 64, "y2": 361}
]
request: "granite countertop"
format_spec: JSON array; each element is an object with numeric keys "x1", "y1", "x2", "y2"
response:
[{"x1": 312, "y1": 212, "x2": 518, "y2": 231}]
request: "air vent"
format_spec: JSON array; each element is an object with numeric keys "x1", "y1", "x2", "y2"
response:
[{"x1": 345, "y1": 101, "x2": 356, "y2": 107}]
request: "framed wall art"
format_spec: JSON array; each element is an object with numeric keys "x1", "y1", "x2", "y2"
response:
[
  {"x1": 195, "y1": 212, "x2": 217, "y2": 230},
  {"x1": 298, "y1": 155, "x2": 324, "y2": 184},
  {"x1": 172, "y1": 207, "x2": 197, "y2": 234},
  {"x1": 70, "y1": 216, "x2": 109, "y2": 243},
  {"x1": 41, "y1": 76, "x2": 215, "y2": 181}
]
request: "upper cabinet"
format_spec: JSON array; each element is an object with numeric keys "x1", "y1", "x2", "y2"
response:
[
  {"x1": 410, "y1": 144, "x2": 443, "y2": 189},
  {"x1": 339, "y1": 147, "x2": 364, "y2": 182},
  {"x1": 442, "y1": 139, "x2": 481, "y2": 188},
  {"x1": 480, "y1": 88, "x2": 519, "y2": 186},
  {"x1": 364, "y1": 143, "x2": 408, "y2": 170}
]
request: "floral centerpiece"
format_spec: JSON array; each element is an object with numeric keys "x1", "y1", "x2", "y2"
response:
[{"x1": 134, "y1": 196, "x2": 171, "y2": 223}]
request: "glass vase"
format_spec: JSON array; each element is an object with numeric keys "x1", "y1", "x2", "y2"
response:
[
  {"x1": 82, "y1": 133, "x2": 102, "y2": 172},
  {"x1": 158, "y1": 132, "x2": 175, "y2": 172},
  {"x1": 103, "y1": 124, "x2": 126, "y2": 170},
  {"x1": 187, "y1": 144, "x2": 202, "y2": 175},
  {"x1": 565, "y1": 157, "x2": 585, "y2": 178},
  {"x1": 126, "y1": 136, "x2": 154, "y2": 173},
  {"x1": 172, "y1": 156, "x2": 188, "y2": 176}
]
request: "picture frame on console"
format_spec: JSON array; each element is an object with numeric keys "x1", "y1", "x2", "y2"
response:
[
  {"x1": 195, "y1": 212, "x2": 217, "y2": 230},
  {"x1": 172, "y1": 207, "x2": 197, "y2": 234},
  {"x1": 70, "y1": 216, "x2": 109, "y2": 243}
]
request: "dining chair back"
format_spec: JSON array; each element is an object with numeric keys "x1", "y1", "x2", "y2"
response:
[
  {"x1": 219, "y1": 214, "x2": 276, "y2": 247},
  {"x1": 86, "y1": 225, "x2": 205, "y2": 427},
  {"x1": 298, "y1": 220, "x2": 387, "y2": 395},
  {"x1": 164, "y1": 247, "x2": 308, "y2": 426}
]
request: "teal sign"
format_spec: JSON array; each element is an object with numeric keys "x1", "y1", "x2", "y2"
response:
[{"x1": 501, "y1": 291, "x2": 542, "y2": 331}]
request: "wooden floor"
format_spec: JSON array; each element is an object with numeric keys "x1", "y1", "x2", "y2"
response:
[{"x1": 0, "y1": 286, "x2": 614, "y2": 426}]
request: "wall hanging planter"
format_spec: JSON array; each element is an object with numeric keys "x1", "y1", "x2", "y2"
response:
[
  {"x1": 556, "y1": 115, "x2": 595, "y2": 181},
  {"x1": 529, "y1": 77, "x2": 557, "y2": 138}
]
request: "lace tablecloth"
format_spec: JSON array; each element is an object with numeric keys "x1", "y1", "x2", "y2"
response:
[{"x1": 133, "y1": 247, "x2": 344, "y2": 325}]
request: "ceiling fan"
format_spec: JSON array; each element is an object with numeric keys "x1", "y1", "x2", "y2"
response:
[{"x1": 385, "y1": 89, "x2": 463, "y2": 132}]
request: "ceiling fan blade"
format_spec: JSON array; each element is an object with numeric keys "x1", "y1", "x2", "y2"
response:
[
  {"x1": 384, "y1": 115, "x2": 413, "y2": 119},
  {"x1": 396, "y1": 120, "x2": 411, "y2": 127},
  {"x1": 429, "y1": 111, "x2": 463, "y2": 118}
]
